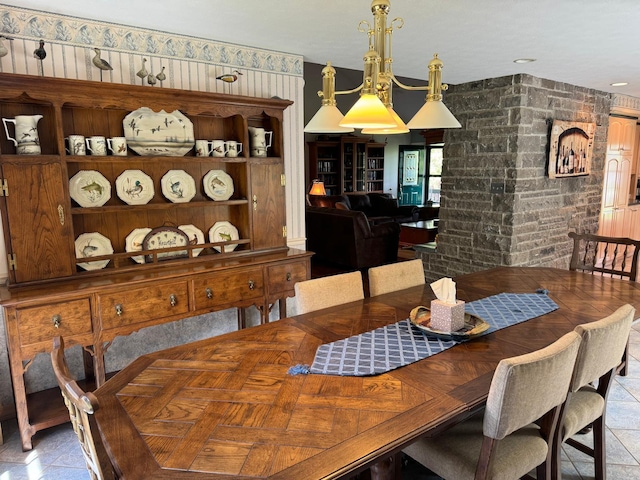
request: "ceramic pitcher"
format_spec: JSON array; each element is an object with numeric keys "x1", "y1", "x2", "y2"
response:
[
  {"x1": 2, "y1": 114, "x2": 43, "y2": 154},
  {"x1": 248, "y1": 127, "x2": 272, "y2": 157}
]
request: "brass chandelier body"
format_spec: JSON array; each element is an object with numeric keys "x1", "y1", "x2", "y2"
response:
[{"x1": 304, "y1": 0, "x2": 461, "y2": 134}]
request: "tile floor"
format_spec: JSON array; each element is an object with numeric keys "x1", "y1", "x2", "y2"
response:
[{"x1": 1, "y1": 320, "x2": 639, "y2": 479}]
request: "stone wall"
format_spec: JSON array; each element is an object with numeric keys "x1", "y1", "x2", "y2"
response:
[{"x1": 419, "y1": 74, "x2": 611, "y2": 283}]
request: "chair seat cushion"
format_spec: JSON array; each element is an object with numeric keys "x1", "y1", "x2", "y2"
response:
[
  {"x1": 562, "y1": 386, "x2": 605, "y2": 440},
  {"x1": 403, "y1": 413, "x2": 548, "y2": 480}
]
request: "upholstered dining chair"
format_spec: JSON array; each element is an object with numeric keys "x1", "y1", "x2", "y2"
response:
[
  {"x1": 51, "y1": 336, "x2": 117, "y2": 480},
  {"x1": 551, "y1": 303, "x2": 635, "y2": 480},
  {"x1": 294, "y1": 271, "x2": 364, "y2": 314},
  {"x1": 568, "y1": 231, "x2": 639, "y2": 375},
  {"x1": 368, "y1": 258, "x2": 425, "y2": 296},
  {"x1": 403, "y1": 331, "x2": 582, "y2": 480}
]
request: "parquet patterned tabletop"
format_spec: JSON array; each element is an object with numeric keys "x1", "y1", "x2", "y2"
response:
[{"x1": 93, "y1": 267, "x2": 640, "y2": 479}]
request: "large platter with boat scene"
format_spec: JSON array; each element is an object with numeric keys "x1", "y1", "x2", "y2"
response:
[
  {"x1": 123, "y1": 107, "x2": 195, "y2": 156},
  {"x1": 409, "y1": 305, "x2": 490, "y2": 341},
  {"x1": 69, "y1": 170, "x2": 111, "y2": 208},
  {"x1": 75, "y1": 232, "x2": 113, "y2": 271}
]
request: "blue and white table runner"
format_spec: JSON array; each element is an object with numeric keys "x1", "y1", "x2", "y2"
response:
[{"x1": 299, "y1": 293, "x2": 558, "y2": 377}]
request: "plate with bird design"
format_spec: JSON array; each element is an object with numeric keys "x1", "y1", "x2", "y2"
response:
[
  {"x1": 69, "y1": 170, "x2": 111, "y2": 208},
  {"x1": 203, "y1": 170, "x2": 234, "y2": 201},
  {"x1": 178, "y1": 224, "x2": 205, "y2": 257},
  {"x1": 209, "y1": 221, "x2": 239, "y2": 253},
  {"x1": 123, "y1": 107, "x2": 194, "y2": 156},
  {"x1": 75, "y1": 232, "x2": 113, "y2": 271},
  {"x1": 115, "y1": 169, "x2": 155, "y2": 205},
  {"x1": 161, "y1": 169, "x2": 196, "y2": 203}
]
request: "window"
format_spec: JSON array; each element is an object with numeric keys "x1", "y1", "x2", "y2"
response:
[{"x1": 426, "y1": 144, "x2": 443, "y2": 204}]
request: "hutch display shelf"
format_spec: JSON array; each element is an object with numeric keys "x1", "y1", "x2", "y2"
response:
[{"x1": 0, "y1": 73, "x2": 311, "y2": 450}]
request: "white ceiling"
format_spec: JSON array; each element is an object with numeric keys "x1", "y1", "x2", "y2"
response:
[{"x1": 8, "y1": 0, "x2": 640, "y2": 99}]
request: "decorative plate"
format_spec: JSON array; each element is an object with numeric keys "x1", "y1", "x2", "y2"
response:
[
  {"x1": 115, "y1": 170, "x2": 155, "y2": 205},
  {"x1": 161, "y1": 170, "x2": 196, "y2": 203},
  {"x1": 178, "y1": 224, "x2": 205, "y2": 257},
  {"x1": 75, "y1": 232, "x2": 113, "y2": 271},
  {"x1": 69, "y1": 170, "x2": 111, "y2": 207},
  {"x1": 209, "y1": 221, "x2": 239, "y2": 253},
  {"x1": 203, "y1": 170, "x2": 234, "y2": 201},
  {"x1": 409, "y1": 305, "x2": 490, "y2": 341},
  {"x1": 124, "y1": 227, "x2": 152, "y2": 264},
  {"x1": 142, "y1": 226, "x2": 189, "y2": 262},
  {"x1": 123, "y1": 107, "x2": 195, "y2": 156}
]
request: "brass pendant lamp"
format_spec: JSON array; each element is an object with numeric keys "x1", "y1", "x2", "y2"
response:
[{"x1": 304, "y1": 0, "x2": 461, "y2": 134}]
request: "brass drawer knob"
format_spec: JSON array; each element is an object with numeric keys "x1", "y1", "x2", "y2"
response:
[
  {"x1": 169, "y1": 294, "x2": 177, "y2": 307},
  {"x1": 206, "y1": 287, "x2": 213, "y2": 299},
  {"x1": 286, "y1": 272, "x2": 292, "y2": 281},
  {"x1": 52, "y1": 314, "x2": 61, "y2": 328},
  {"x1": 248, "y1": 280, "x2": 255, "y2": 290},
  {"x1": 115, "y1": 304, "x2": 123, "y2": 316}
]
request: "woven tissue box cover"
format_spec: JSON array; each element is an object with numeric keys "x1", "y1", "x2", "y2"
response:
[{"x1": 430, "y1": 299, "x2": 465, "y2": 332}]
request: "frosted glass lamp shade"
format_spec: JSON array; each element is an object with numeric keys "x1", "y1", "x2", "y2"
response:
[
  {"x1": 361, "y1": 106, "x2": 409, "y2": 134},
  {"x1": 407, "y1": 99, "x2": 461, "y2": 129},
  {"x1": 339, "y1": 94, "x2": 397, "y2": 129},
  {"x1": 304, "y1": 105, "x2": 355, "y2": 133}
]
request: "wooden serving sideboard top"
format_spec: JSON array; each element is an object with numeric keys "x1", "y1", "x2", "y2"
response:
[{"x1": 0, "y1": 73, "x2": 311, "y2": 450}]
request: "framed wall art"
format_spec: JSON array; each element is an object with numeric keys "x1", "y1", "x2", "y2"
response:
[{"x1": 548, "y1": 120, "x2": 595, "y2": 178}]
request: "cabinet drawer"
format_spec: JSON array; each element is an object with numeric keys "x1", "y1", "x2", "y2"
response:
[
  {"x1": 267, "y1": 261, "x2": 308, "y2": 295},
  {"x1": 99, "y1": 282, "x2": 189, "y2": 330},
  {"x1": 193, "y1": 267, "x2": 264, "y2": 310},
  {"x1": 16, "y1": 299, "x2": 92, "y2": 348}
]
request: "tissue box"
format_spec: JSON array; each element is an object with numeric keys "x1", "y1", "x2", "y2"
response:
[{"x1": 430, "y1": 299, "x2": 466, "y2": 332}]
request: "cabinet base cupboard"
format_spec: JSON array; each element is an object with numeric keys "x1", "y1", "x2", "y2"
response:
[{"x1": 0, "y1": 73, "x2": 311, "y2": 450}]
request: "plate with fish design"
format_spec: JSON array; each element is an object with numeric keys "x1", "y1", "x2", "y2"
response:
[
  {"x1": 161, "y1": 170, "x2": 196, "y2": 203},
  {"x1": 75, "y1": 232, "x2": 113, "y2": 271},
  {"x1": 209, "y1": 221, "x2": 239, "y2": 253},
  {"x1": 115, "y1": 169, "x2": 155, "y2": 205},
  {"x1": 69, "y1": 170, "x2": 111, "y2": 207},
  {"x1": 203, "y1": 170, "x2": 234, "y2": 201},
  {"x1": 125, "y1": 227, "x2": 152, "y2": 264}
]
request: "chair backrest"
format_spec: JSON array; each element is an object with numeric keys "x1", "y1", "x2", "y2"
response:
[
  {"x1": 568, "y1": 231, "x2": 640, "y2": 281},
  {"x1": 483, "y1": 331, "x2": 582, "y2": 440},
  {"x1": 51, "y1": 336, "x2": 115, "y2": 480},
  {"x1": 368, "y1": 259, "x2": 426, "y2": 296},
  {"x1": 570, "y1": 304, "x2": 635, "y2": 392},
  {"x1": 294, "y1": 271, "x2": 364, "y2": 314}
]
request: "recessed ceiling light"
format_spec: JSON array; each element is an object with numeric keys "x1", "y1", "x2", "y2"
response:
[
  {"x1": 610, "y1": 82, "x2": 629, "y2": 87},
  {"x1": 513, "y1": 58, "x2": 536, "y2": 64}
]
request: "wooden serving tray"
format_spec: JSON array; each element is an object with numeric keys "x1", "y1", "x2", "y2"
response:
[{"x1": 409, "y1": 305, "x2": 490, "y2": 341}]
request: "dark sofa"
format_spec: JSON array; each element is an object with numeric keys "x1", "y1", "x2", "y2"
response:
[
  {"x1": 306, "y1": 206, "x2": 400, "y2": 269},
  {"x1": 309, "y1": 192, "x2": 419, "y2": 224}
]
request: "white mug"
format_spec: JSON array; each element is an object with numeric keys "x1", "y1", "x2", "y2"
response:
[
  {"x1": 65, "y1": 134, "x2": 86, "y2": 155},
  {"x1": 211, "y1": 139, "x2": 227, "y2": 157},
  {"x1": 85, "y1": 136, "x2": 107, "y2": 156},
  {"x1": 107, "y1": 137, "x2": 127, "y2": 156},
  {"x1": 195, "y1": 139, "x2": 213, "y2": 157},
  {"x1": 225, "y1": 140, "x2": 243, "y2": 157}
]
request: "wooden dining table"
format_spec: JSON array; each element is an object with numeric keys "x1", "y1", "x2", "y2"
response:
[{"x1": 92, "y1": 267, "x2": 640, "y2": 479}]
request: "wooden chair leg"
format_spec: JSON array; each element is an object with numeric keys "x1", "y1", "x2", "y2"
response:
[
  {"x1": 618, "y1": 342, "x2": 629, "y2": 376},
  {"x1": 593, "y1": 415, "x2": 606, "y2": 480}
]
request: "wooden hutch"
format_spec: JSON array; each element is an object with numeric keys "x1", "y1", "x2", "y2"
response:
[{"x1": 0, "y1": 73, "x2": 311, "y2": 450}]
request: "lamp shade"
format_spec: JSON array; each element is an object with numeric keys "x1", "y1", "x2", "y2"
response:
[
  {"x1": 308, "y1": 180, "x2": 326, "y2": 196},
  {"x1": 304, "y1": 105, "x2": 355, "y2": 133},
  {"x1": 339, "y1": 93, "x2": 397, "y2": 129},
  {"x1": 406, "y1": 99, "x2": 461, "y2": 129},
  {"x1": 361, "y1": 106, "x2": 409, "y2": 134}
]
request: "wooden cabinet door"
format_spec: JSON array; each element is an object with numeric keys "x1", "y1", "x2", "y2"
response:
[
  {"x1": 250, "y1": 159, "x2": 286, "y2": 251},
  {"x1": 602, "y1": 155, "x2": 632, "y2": 209},
  {"x1": 1, "y1": 159, "x2": 73, "y2": 283},
  {"x1": 607, "y1": 117, "x2": 636, "y2": 154}
]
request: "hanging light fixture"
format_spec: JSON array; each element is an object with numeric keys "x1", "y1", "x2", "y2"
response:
[{"x1": 304, "y1": 0, "x2": 461, "y2": 134}]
